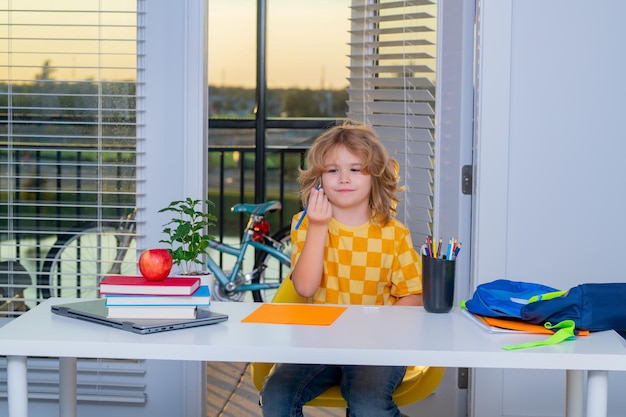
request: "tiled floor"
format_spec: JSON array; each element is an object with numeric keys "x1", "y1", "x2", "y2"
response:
[{"x1": 206, "y1": 362, "x2": 344, "y2": 417}]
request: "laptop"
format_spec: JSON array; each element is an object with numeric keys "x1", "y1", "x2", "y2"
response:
[{"x1": 51, "y1": 299, "x2": 229, "y2": 334}]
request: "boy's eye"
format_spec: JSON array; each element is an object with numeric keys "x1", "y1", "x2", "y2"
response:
[
  {"x1": 327, "y1": 168, "x2": 338, "y2": 173},
  {"x1": 351, "y1": 168, "x2": 361, "y2": 172}
]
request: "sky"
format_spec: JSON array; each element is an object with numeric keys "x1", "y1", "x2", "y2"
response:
[
  {"x1": 208, "y1": 0, "x2": 350, "y2": 89},
  {"x1": 1, "y1": 0, "x2": 350, "y2": 90}
]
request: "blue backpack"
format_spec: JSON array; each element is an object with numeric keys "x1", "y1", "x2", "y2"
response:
[
  {"x1": 462, "y1": 279, "x2": 626, "y2": 350},
  {"x1": 462, "y1": 279, "x2": 562, "y2": 320},
  {"x1": 521, "y1": 283, "x2": 626, "y2": 332},
  {"x1": 462, "y1": 279, "x2": 574, "y2": 350}
]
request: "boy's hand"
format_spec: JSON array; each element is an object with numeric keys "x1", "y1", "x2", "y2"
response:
[
  {"x1": 291, "y1": 187, "x2": 332, "y2": 297},
  {"x1": 306, "y1": 187, "x2": 332, "y2": 227}
]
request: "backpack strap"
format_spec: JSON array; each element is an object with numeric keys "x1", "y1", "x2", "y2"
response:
[{"x1": 501, "y1": 320, "x2": 576, "y2": 350}]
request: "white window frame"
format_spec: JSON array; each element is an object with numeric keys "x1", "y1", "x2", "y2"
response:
[
  {"x1": 138, "y1": 1, "x2": 208, "y2": 415},
  {"x1": 138, "y1": 0, "x2": 208, "y2": 253}
]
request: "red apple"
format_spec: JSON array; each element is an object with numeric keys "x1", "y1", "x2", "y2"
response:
[{"x1": 138, "y1": 249, "x2": 173, "y2": 281}]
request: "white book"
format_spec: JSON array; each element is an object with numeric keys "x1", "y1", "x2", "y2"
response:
[{"x1": 106, "y1": 305, "x2": 197, "y2": 320}]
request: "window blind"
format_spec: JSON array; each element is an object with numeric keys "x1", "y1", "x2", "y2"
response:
[
  {"x1": 0, "y1": 0, "x2": 143, "y2": 316},
  {"x1": 348, "y1": 0, "x2": 437, "y2": 243},
  {"x1": 1, "y1": 0, "x2": 145, "y2": 407}
]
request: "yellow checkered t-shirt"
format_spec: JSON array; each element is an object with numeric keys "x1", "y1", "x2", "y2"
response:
[{"x1": 291, "y1": 215, "x2": 422, "y2": 305}]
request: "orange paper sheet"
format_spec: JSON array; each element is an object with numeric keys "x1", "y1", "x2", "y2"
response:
[
  {"x1": 241, "y1": 303, "x2": 347, "y2": 326},
  {"x1": 478, "y1": 315, "x2": 590, "y2": 336}
]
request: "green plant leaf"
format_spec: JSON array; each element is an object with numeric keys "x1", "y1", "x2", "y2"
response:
[{"x1": 159, "y1": 197, "x2": 217, "y2": 273}]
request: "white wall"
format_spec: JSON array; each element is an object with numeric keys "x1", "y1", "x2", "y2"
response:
[{"x1": 472, "y1": 0, "x2": 626, "y2": 416}]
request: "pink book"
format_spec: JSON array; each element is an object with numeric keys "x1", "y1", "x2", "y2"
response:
[{"x1": 99, "y1": 276, "x2": 200, "y2": 296}]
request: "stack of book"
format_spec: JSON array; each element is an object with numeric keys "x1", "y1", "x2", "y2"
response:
[{"x1": 99, "y1": 276, "x2": 210, "y2": 319}]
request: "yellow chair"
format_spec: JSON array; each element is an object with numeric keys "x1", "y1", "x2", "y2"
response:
[{"x1": 250, "y1": 279, "x2": 446, "y2": 414}]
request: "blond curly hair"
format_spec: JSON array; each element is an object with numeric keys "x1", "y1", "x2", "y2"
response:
[{"x1": 298, "y1": 121, "x2": 403, "y2": 226}]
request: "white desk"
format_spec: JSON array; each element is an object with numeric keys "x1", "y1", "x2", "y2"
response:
[{"x1": 1, "y1": 299, "x2": 626, "y2": 417}]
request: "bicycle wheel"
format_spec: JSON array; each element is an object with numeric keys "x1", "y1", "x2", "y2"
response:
[
  {"x1": 252, "y1": 226, "x2": 292, "y2": 302},
  {"x1": 41, "y1": 226, "x2": 137, "y2": 299}
]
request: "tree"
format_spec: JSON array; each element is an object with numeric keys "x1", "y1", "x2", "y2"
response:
[{"x1": 35, "y1": 60, "x2": 56, "y2": 81}]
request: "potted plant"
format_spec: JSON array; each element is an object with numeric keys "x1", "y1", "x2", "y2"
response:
[{"x1": 158, "y1": 198, "x2": 217, "y2": 277}]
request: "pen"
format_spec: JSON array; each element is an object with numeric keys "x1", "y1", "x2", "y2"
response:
[
  {"x1": 295, "y1": 184, "x2": 321, "y2": 230},
  {"x1": 452, "y1": 242, "x2": 462, "y2": 260}
]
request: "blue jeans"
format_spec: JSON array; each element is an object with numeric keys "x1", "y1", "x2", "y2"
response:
[{"x1": 259, "y1": 364, "x2": 406, "y2": 417}]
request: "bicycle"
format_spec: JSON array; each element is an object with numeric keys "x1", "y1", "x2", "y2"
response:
[
  {"x1": 40, "y1": 209, "x2": 138, "y2": 300},
  {"x1": 207, "y1": 200, "x2": 292, "y2": 302},
  {"x1": 40, "y1": 201, "x2": 292, "y2": 303}
]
